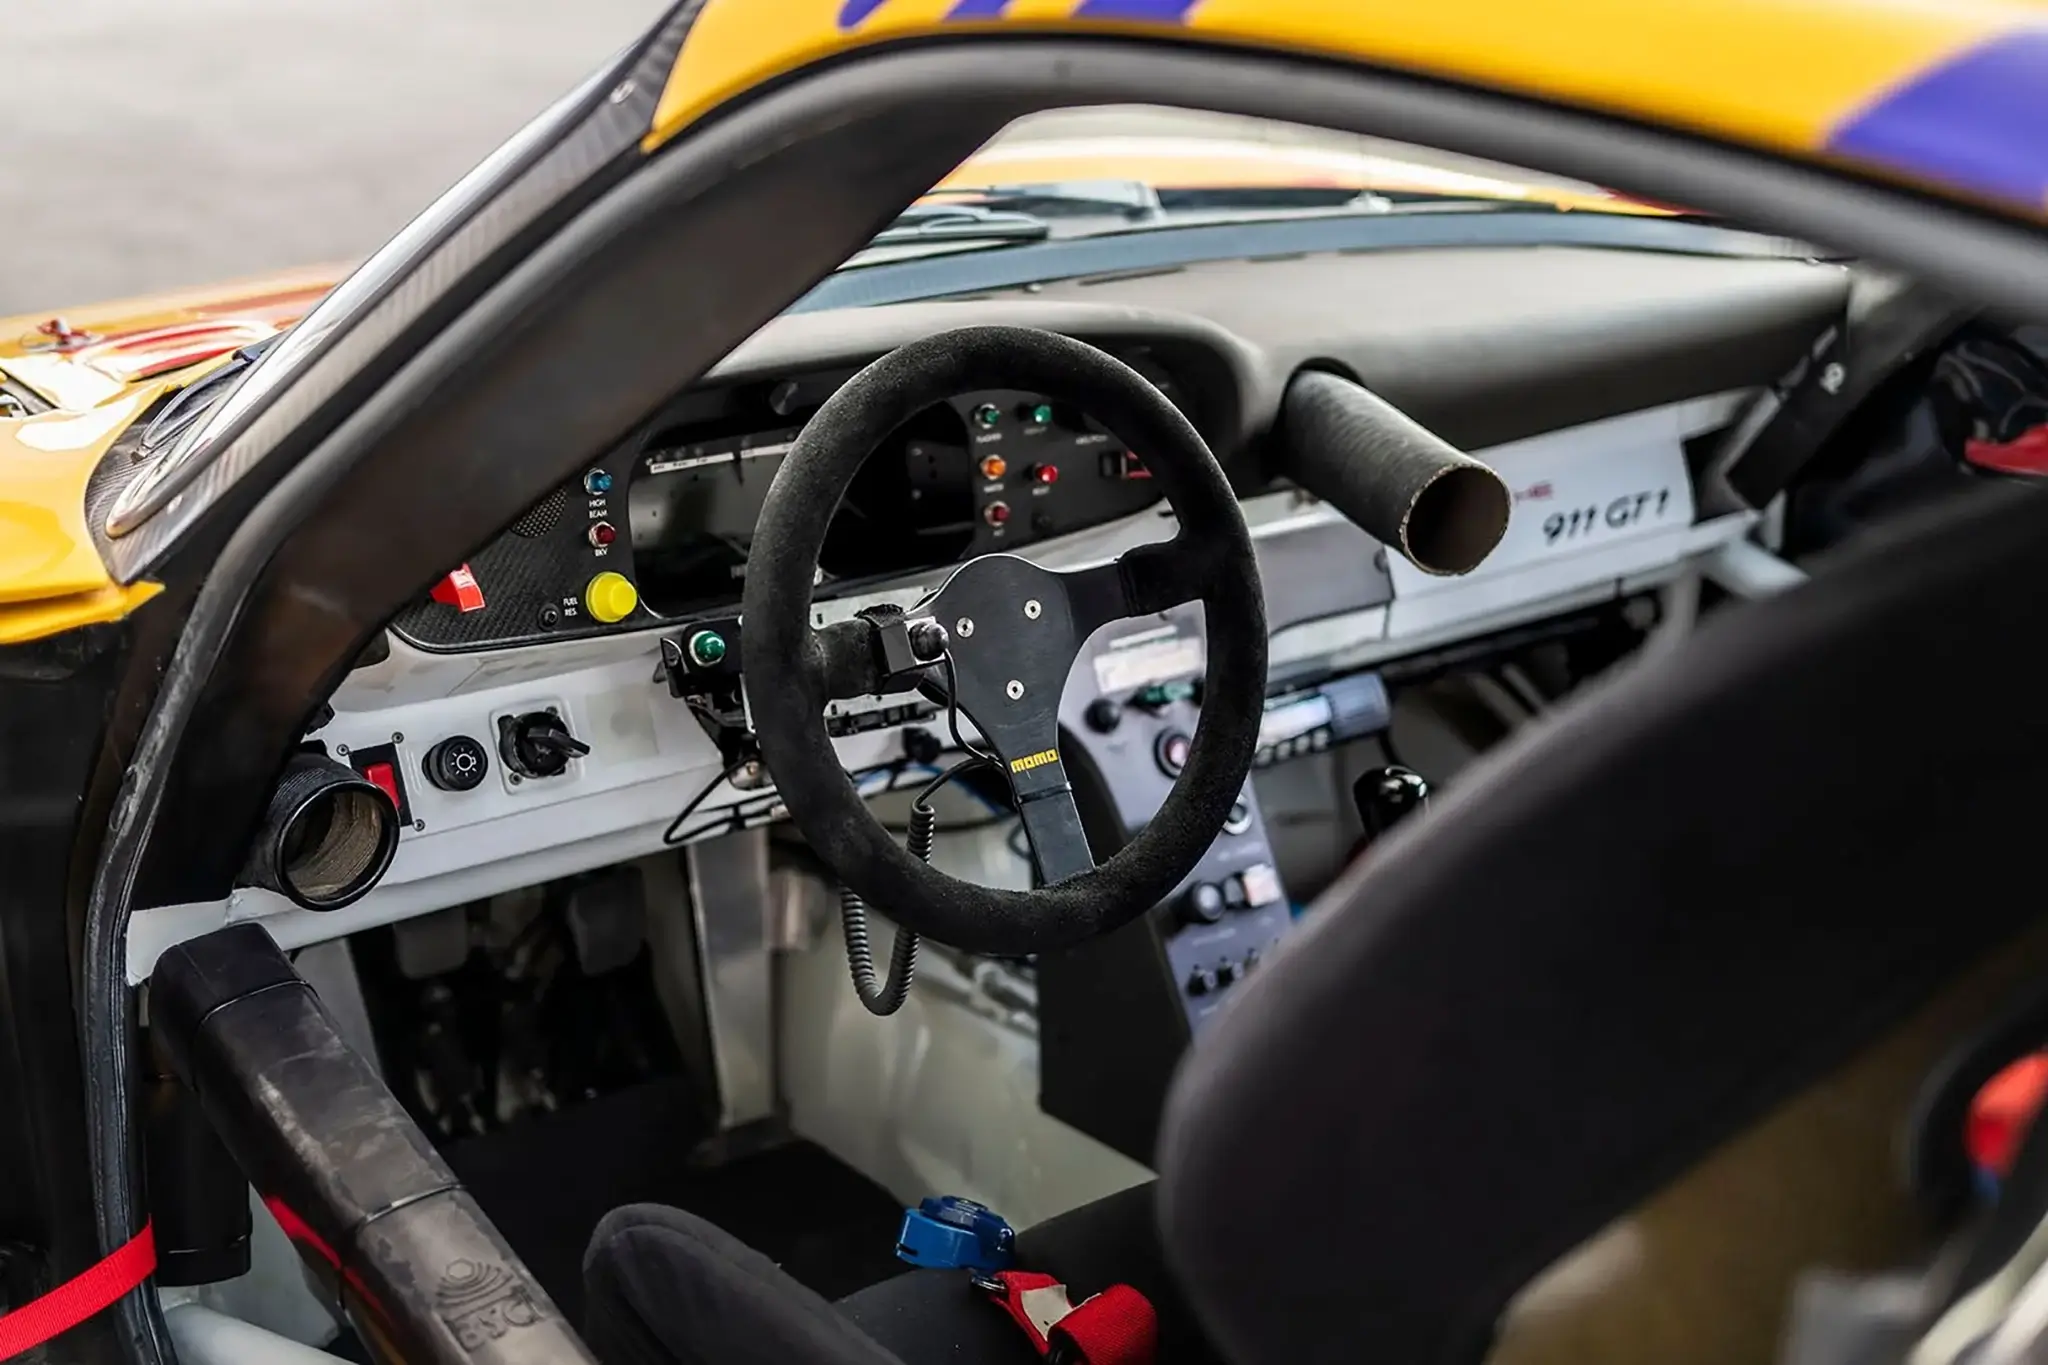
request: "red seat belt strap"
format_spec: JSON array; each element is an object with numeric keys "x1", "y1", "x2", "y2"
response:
[
  {"x1": 1052, "y1": 1285, "x2": 1157, "y2": 1365},
  {"x1": 0, "y1": 1223, "x2": 156, "y2": 1362},
  {"x1": 984, "y1": 1269, "x2": 1158, "y2": 1365}
]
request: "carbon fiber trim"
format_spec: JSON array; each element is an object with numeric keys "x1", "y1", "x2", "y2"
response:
[
  {"x1": 97, "y1": 0, "x2": 706, "y2": 582},
  {"x1": 82, "y1": 397, "x2": 167, "y2": 545},
  {"x1": 509, "y1": 488, "x2": 569, "y2": 539},
  {"x1": 387, "y1": 451, "x2": 642, "y2": 651}
]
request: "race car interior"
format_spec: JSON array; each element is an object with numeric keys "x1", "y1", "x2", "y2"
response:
[{"x1": 88, "y1": 74, "x2": 2048, "y2": 1365}]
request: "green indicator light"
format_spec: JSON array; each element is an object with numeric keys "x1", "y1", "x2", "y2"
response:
[
  {"x1": 973, "y1": 403, "x2": 1001, "y2": 428},
  {"x1": 688, "y1": 630, "x2": 728, "y2": 667},
  {"x1": 1029, "y1": 402, "x2": 1054, "y2": 425}
]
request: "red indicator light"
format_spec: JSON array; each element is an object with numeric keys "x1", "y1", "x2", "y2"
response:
[
  {"x1": 984, "y1": 501, "x2": 1011, "y2": 526},
  {"x1": 588, "y1": 521, "x2": 618, "y2": 548},
  {"x1": 1032, "y1": 464, "x2": 1060, "y2": 486}
]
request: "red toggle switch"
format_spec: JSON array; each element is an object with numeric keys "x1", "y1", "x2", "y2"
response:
[
  {"x1": 361, "y1": 762, "x2": 401, "y2": 810},
  {"x1": 431, "y1": 564, "x2": 486, "y2": 613}
]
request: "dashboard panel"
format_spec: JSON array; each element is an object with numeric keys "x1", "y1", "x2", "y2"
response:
[
  {"x1": 388, "y1": 349, "x2": 1189, "y2": 652},
  {"x1": 381, "y1": 244, "x2": 1850, "y2": 657},
  {"x1": 123, "y1": 247, "x2": 1863, "y2": 982}
]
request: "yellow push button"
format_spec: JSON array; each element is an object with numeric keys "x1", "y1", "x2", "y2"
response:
[{"x1": 585, "y1": 571, "x2": 639, "y2": 624}]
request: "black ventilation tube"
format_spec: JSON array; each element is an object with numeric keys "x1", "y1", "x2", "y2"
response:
[
  {"x1": 238, "y1": 751, "x2": 399, "y2": 912},
  {"x1": 1276, "y1": 368, "x2": 1510, "y2": 576}
]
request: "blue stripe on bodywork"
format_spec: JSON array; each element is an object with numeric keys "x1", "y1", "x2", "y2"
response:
[
  {"x1": 842, "y1": 0, "x2": 1199, "y2": 29},
  {"x1": 1828, "y1": 30, "x2": 2048, "y2": 209},
  {"x1": 1071, "y1": 0, "x2": 1199, "y2": 18}
]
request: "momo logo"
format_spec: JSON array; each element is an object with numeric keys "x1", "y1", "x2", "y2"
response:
[
  {"x1": 1009, "y1": 748, "x2": 1060, "y2": 775},
  {"x1": 435, "y1": 1259, "x2": 544, "y2": 1351}
]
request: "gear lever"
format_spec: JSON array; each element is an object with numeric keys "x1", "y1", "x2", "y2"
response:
[{"x1": 1353, "y1": 765, "x2": 1431, "y2": 846}]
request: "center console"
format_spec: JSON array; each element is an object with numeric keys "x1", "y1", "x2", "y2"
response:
[{"x1": 1036, "y1": 607, "x2": 1393, "y2": 1163}]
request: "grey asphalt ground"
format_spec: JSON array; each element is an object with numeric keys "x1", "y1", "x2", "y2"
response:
[
  {"x1": 3, "y1": 0, "x2": 670, "y2": 316},
  {"x1": 2, "y1": 0, "x2": 1583, "y2": 318}
]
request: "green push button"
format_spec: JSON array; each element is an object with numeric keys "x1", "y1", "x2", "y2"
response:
[
  {"x1": 688, "y1": 629, "x2": 728, "y2": 667},
  {"x1": 1135, "y1": 680, "x2": 1197, "y2": 710}
]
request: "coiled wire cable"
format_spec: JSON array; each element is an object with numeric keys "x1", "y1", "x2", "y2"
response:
[{"x1": 841, "y1": 757, "x2": 988, "y2": 1015}]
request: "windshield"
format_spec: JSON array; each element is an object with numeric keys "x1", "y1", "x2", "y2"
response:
[
  {"x1": 104, "y1": 105, "x2": 1716, "y2": 538},
  {"x1": 847, "y1": 105, "x2": 1678, "y2": 269}
]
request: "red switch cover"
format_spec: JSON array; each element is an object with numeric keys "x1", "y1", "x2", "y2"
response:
[
  {"x1": 361, "y1": 761, "x2": 401, "y2": 810},
  {"x1": 431, "y1": 564, "x2": 486, "y2": 613}
]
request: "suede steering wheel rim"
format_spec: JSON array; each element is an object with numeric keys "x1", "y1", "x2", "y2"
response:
[{"x1": 742, "y1": 326, "x2": 1266, "y2": 956}]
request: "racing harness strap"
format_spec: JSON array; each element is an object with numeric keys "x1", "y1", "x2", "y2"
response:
[
  {"x1": 983, "y1": 1269, "x2": 1158, "y2": 1365},
  {"x1": 0, "y1": 1222, "x2": 155, "y2": 1361}
]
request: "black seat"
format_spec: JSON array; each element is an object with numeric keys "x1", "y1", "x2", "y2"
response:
[
  {"x1": 1159, "y1": 480, "x2": 2048, "y2": 1364},
  {"x1": 587, "y1": 478, "x2": 2048, "y2": 1365},
  {"x1": 584, "y1": 1183, "x2": 1220, "y2": 1365}
]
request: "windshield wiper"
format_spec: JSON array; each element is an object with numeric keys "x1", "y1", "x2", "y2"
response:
[
  {"x1": 871, "y1": 202, "x2": 1052, "y2": 247},
  {"x1": 844, "y1": 180, "x2": 1672, "y2": 275},
  {"x1": 945, "y1": 180, "x2": 1668, "y2": 220},
  {"x1": 922, "y1": 179, "x2": 1168, "y2": 221}
]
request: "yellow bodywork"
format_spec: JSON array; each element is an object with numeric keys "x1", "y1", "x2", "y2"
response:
[
  {"x1": 650, "y1": 0, "x2": 2048, "y2": 212},
  {"x1": 0, "y1": 268, "x2": 335, "y2": 641}
]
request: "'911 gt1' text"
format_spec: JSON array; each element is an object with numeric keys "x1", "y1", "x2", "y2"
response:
[{"x1": 1542, "y1": 488, "x2": 1671, "y2": 544}]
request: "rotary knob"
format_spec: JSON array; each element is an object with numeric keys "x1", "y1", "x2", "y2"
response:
[
  {"x1": 1176, "y1": 882, "x2": 1226, "y2": 927},
  {"x1": 423, "y1": 735, "x2": 489, "y2": 792}
]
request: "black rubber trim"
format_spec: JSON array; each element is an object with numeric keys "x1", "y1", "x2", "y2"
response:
[{"x1": 744, "y1": 326, "x2": 1263, "y2": 955}]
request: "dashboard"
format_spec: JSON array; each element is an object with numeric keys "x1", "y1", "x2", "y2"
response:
[
  {"x1": 127, "y1": 242, "x2": 1858, "y2": 979},
  {"x1": 381, "y1": 244, "x2": 1852, "y2": 659},
  {"x1": 388, "y1": 349, "x2": 1195, "y2": 652}
]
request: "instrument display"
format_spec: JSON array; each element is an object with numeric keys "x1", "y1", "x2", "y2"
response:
[{"x1": 388, "y1": 349, "x2": 1189, "y2": 652}]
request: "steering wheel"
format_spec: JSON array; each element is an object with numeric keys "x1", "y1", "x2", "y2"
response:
[{"x1": 742, "y1": 327, "x2": 1266, "y2": 956}]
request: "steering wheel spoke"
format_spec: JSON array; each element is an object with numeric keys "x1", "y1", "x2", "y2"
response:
[
  {"x1": 1059, "y1": 535, "x2": 1216, "y2": 641},
  {"x1": 1015, "y1": 786, "x2": 1097, "y2": 885}
]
